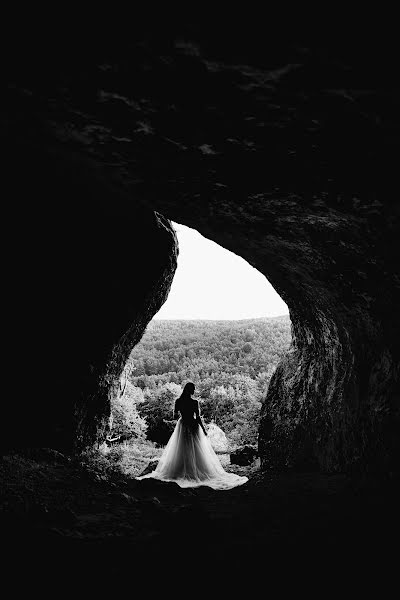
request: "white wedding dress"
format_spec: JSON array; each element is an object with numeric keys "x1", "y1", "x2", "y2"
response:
[{"x1": 137, "y1": 414, "x2": 248, "y2": 490}]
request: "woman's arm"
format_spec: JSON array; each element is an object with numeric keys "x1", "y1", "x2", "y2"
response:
[
  {"x1": 173, "y1": 399, "x2": 180, "y2": 419},
  {"x1": 195, "y1": 402, "x2": 207, "y2": 436}
]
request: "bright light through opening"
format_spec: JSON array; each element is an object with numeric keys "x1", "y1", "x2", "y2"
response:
[{"x1": 154, "y1": 222, "x2": 289, "y2": 320}]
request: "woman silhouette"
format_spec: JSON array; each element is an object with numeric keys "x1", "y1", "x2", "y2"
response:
[{"x1": 137, "y1": 382, "x2": 248, "y2": 490}]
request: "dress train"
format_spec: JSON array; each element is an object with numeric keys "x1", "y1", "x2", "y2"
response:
[{"x1": 137, "y1": 418, "x2": 248, "y2": 490}]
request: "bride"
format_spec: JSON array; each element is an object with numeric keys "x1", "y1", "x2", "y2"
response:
[{"x1": 137, "y1": 382, "x2": 248, "y2": 490}]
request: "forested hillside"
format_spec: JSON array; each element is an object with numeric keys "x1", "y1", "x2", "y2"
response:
[{"x1": 113, "y1": 316, "x2": 291, "y2": 449}]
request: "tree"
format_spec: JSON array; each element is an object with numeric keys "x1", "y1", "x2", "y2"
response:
[
  {"x1": 109, "y1": 381, "x2": 147, "y2": 441},
  {"x1": 124, "y1": 316, "x2": 291, "y2": 446},
  {"x1": 138, "y1": 382, "x2": 182, "y2": 445},
  {"x1": 228, "y1": 397, "x2": 261, "y2": 446}
]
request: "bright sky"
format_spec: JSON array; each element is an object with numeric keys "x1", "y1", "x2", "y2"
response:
[{"x1": 153, "y1": 222, "x2": 289, "y2": 320}]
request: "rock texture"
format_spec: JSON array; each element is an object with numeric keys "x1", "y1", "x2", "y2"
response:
[
  {"x1": 230, "y1": 445, "x2": 258, "y2": 466},
  {"x1": 3, "y1": 25, "x2": 399, "y2": 473},
  {"x1": 3, "y1": 139, "x2": 177, "y2": 454},
  {"x1": 3, "y1": 452, "x2": 398, "y2": 590}
]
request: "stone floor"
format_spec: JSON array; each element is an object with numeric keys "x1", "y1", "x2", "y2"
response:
[{"x1": 1, "y1": 450, "x2": 398, "y2": 593}]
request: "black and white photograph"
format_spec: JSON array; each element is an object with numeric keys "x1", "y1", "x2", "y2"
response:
[{"x1": 2, "y1": 13, "x2": 399, "y2": 593}]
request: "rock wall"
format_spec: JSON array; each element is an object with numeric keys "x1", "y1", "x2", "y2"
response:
[
  {"x1": 4, "y1": 26, "x2": 399, "y2": 473},
  {"x1": 3, "y1": 140, "x2": 178, "y2": 453}
]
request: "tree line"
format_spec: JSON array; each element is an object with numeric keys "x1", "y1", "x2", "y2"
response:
[{"x1": 110, "y1": 316, "x2": 291, "y2": 448}]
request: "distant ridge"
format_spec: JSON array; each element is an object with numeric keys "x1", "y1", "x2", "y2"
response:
[{"x1": 151, "y1": 314, "x2": 290, "y2": 324}]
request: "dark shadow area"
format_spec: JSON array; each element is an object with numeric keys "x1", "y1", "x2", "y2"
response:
[
  {"x1": 4, "y1": 24, "x2": 399, "y2": 474},
  {"x1": 2, "y1": 19, "x2": 399, "y2": 591},
  {"x1": 1, "y1": 451, "x2": 399, "y2": 591}
]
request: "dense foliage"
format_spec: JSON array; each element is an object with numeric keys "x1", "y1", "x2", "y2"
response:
[
  {"x1": 108, "y1": 381, "x2": 147, "y2": 441},
  {"x1": 112, "y1": 316, "x2": 291, "y2": 448}
]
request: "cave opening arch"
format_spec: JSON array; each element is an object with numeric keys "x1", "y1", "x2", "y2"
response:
[
  {"x1": 105, "y1": 220, "x2": 292, "y2": 477},
  {"x1": 74, "y1": 199, "x2": 400, "y2": 478},
  {"x1": 4, "y1": 30, "x2": 399, "y2": 478},
  {"x1": 4, "y1": 143, "x2": 398, "y2": 479}
]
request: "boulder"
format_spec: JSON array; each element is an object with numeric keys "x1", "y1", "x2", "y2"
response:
[
  {"x1": 230, "y1": 445, "x2": 258, "y2": 466},
  {"x1": 206, "y1": 423, "x2": 229, "y2": 453},
  {"x1": 139, "y1": 459, "x2": 159, "y2": 477}
]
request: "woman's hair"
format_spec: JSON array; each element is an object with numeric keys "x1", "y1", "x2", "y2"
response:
[
  {"x1": 175, "y1": 382, "x2": 195, "y2": 414},
  {"x1": 182, "y1": 382, "x2": 195, "y2": 396}
]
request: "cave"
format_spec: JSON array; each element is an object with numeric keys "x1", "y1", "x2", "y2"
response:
[{"x1": 2, "y1": 22, "x2": 399, "y2": 587}]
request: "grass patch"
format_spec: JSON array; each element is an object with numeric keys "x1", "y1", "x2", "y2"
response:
[{"x1": 79, "y1": 440, "x2": 163, "y2": 479}]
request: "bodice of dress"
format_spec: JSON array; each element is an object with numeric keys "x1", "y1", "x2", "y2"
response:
[{"x1": 178, "y1": 398, "x2": 198, "y2": 426}]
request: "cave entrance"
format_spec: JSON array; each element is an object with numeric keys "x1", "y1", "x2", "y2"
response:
[{"x1": 102, "y1": 221, "x2": 291, "y2": 480}]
